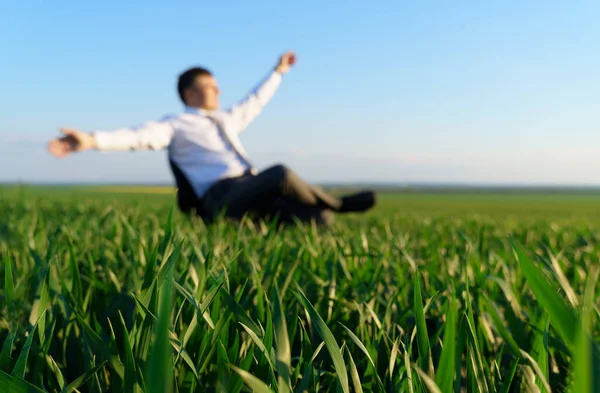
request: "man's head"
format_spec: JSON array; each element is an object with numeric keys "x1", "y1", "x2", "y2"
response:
[{"x1": 177, "y1": 67, "x2": 220, "y2": 110}]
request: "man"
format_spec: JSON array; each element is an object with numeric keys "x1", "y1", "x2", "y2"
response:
[{"x1": 47, "y1": 51, "x2": 376, "y2": 227}]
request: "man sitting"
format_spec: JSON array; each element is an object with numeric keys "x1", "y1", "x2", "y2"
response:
[{"x1": 47, "y1": 51, "x2": 375, "y2": 227}]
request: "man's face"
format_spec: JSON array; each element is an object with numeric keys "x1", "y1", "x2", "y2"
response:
[{"x1": 187, "y1": 74, "x2": 220, "y2": 110}]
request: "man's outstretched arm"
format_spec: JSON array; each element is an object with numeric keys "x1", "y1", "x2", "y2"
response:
[
  {"x1": 227, "y1": 51, "x2": 296, "y2": 134},
  {"x1": 48, "y1": 119, "x2": 174, "y2": 158}
]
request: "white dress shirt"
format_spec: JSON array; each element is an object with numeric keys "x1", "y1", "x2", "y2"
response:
[{"x1": 93, "y1": 70, "x2": 283, "y2": 197}]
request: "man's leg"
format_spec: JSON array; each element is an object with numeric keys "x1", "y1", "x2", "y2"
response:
[
  {"x1": 204, "y1": 164, "x2": 340, "y2": 216},
  {"x1": 203, "y1": 164, "x2": 375, "y2": 220}
]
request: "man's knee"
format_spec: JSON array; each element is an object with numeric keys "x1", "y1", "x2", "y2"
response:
[{"x1": 267, "y1": 164, "x2": 291, "y2": 180}]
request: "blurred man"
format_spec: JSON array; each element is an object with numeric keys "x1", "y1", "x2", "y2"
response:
[{"x1": 47, "y1": 51, "x2": 375, "y2": 227}]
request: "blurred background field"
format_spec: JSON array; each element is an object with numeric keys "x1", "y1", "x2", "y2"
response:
[{"x1": 2, "y1": 184, "x2": 599, "y2": 223}]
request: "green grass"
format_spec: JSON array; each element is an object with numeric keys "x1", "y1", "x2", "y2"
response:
[{"x1": 1, "y1": 184, "x2": 600, "y2": 392}]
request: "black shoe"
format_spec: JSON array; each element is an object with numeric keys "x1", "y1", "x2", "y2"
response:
[{"x1": 338, "y1": 191, "x2": 376, "y2": 213}]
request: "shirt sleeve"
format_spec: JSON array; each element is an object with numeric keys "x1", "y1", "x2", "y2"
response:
[
  {"x1": 93, "y1": 118, "x2": 174, "y2": 151},
  {"x1": 226, "y1": 70, "x2": 283, "y2": 134}
]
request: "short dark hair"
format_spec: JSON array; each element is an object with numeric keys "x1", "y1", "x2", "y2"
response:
[{"x1": 177, "y1": 67, "x2": 212, "y2": 104}]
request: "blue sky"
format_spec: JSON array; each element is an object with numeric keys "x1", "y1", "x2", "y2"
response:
[{"x1": 1, "y1": 0, "x2": 599, "y2": 185}]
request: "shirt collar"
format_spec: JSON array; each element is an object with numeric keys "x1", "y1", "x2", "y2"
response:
[{"x1": 184, "y1": 106, "x2": 215, "y2": 116}]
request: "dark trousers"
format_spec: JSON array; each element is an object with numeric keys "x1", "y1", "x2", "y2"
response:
[{"x1": 202, "y1": 164, "x2": 339, "y2": 226}]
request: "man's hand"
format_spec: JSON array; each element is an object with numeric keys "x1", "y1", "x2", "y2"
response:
[
  {"x1": 275, "y1": 51, "x2": 296, "y2": 74},
  {"x1": 47, "y1": 128, "x2": 96, "y2": 158}
]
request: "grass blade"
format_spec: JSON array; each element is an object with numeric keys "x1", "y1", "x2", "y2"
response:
[
  {"x1": 413, "y1": 365, "x2": 442, "y2": 393},
  {"x1": 465, "y1": 280, "x2": 489, "y2": 393},
  {"x1": 296, "y1": 287, "x2": 350, "y2": 393},
  {"x1": 483, "y1": 295, "x2": 522, "y2": 358},
  {"x1": 229, "y1": 365, "x2": 274, "y2": 393},
  {"x1": 346, "y1": 346, "x2": 363, "y2": 393},
  {"x1": 117, "y1": 311, "x2": 138, "y2": 393},
  {"x1": 61, "y1": 360, "x2": 108, "y2": 393},
  {"x1": 144, "y1": 262, "x2": 174, "y2": 393},
  {"x1": 0, "y1": 329, "x2": 18, "y2": 372},
  {"x1": 272, "y1": 284, "x2": 291, "y2": 393},
  {"x1": 519, "y1": 350, "x2": 553, "y2": 393},
  {"x1": 219, "y1": 284, "x2": 263, "y2": 337},
  {"x1": 435, "y1": 292, "x2": 457, "y2": 392},
  {"x1": 530, "y1": 310, "x2": 550, "y2": 391},
  {"x1": 0, "y1": 369, "x2": 46, "y2": 393},
  {"x1": 498, "y1": 358, "x2": 519, "y2": 393},
  {"x1": 67, "y1": 238, "x2": 83, "y2": 306},
  {"x1": 46, "y1": 355, "x2": 65, "y2": 391},
  {"x1": 414, "y1": 270, "x2": 433, "y2": 377},
  {"x1": 28, "y1": 273, "x2": 50, "y2": 347},
  {"x1": 339, "y1": 323, "x2": 386, "y2": 392},
  {"x1": 571, "y1": 265, "x2": 600, "y2": 393},
  {"x1": 512, "y1": 240, "x2": 578, "y2": 348},
  {"x1": 389, "y1": 338, "x2": 400, "y2": 383},
  {"x1": 4, "y1": 252, "x2": 15, "y2": 312},
  {"x1": 239, "y1": 322, "x2": 275, "y2": 370},
  {"x1": 403, "y1": 341, "x2": 415, "y2": 393},
  {"x1": 12, "y1": 311, "x2": 44, "y2": 379}
]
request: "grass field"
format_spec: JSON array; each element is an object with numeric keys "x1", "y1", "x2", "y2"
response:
[{"x1": 1, "y1": 185, "x2": 600, "y2": 392}]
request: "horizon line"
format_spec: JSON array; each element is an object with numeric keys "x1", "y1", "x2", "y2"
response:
[{"x1": 2, "y1": 181, "x2": 600, "y2": 190}]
